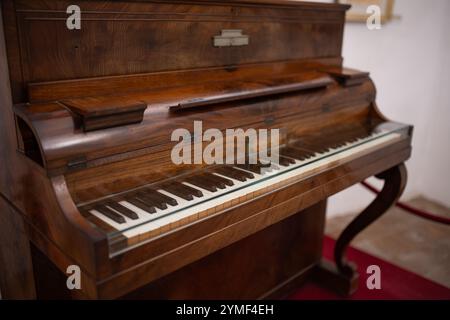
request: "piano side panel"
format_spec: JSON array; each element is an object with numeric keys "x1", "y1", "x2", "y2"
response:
[
  {"x1": 0, "y1": 7, "x2": 109, "y2": 297},
  {"x1": 0, "y1": 3, "x2": 18, "y2": 199},
  {"x1": 0, "y1": 12, "x2": 36, "y2": 298},
  {"x1": 1, "y1": 0, "x2": 24, "y2": 103},
  {"x1": 0, "y1": 195, "x2": 36, "y2": 299}
]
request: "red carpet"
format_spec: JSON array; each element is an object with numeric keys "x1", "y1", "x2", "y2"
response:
[{"x1": 290, "y1": 236, "x2": 450, "y2": 300}]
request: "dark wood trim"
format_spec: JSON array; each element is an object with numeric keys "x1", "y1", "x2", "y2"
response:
[
  {"x1": 0, "y1": 194, "x2": 36, "y2": 299},
  {"x1": 127, "y1": 0, "x2": 351, "y2": 11},
  {"x1": 27, "y1": 59, "x2": 343, "y2": 103},
  {"x1": 1, "y1": 0, "x2": 26, "y2": 103}
]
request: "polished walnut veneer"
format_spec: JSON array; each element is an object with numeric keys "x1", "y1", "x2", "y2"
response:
[{"x1": 0, "y1": 0, "x2": 412, "y2": 299}]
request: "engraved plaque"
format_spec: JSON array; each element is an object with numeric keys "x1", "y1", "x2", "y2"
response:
[{"x1": 213, "y1": 30, "x2": 249, "y2": 47}]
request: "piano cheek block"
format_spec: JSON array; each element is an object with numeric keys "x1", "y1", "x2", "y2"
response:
[
  {"x1": 81, "y1": 109, "x2": 147, "y2": 132},
  {"x1": 61, "y1": 99, "x2": 148, "y2": 132}
]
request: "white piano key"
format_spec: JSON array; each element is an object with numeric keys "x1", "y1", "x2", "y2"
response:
[
  {"x1": 182, "y1": 182, "x2": 216, "y2": 197},
  {"x1": 119, "y1": 201, "x2": 156, "y2": 220},
  {"x1": 157, "y1": 189, "x2": 192, "y2": 206},
  {"x1": 89, "y1": 209, "x2": 133, "y2": 231}
]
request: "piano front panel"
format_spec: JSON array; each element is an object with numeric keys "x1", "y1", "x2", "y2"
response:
[{"x1": 7, "y1": 0, "x2": 346, "y2": 95}]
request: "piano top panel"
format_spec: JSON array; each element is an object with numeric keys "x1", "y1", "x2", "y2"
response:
[{"x1": 3, "y1": 0, "x2": 349, "y2": 103}]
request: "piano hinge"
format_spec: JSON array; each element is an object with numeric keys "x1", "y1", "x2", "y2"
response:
[{"x1": 67, "y1": 156, "x2": 87, "y2": 170}]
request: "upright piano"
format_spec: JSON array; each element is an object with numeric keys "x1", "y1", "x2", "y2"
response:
[{"x1": 0, "y1": 0, "x2": 412, "y2": 299}]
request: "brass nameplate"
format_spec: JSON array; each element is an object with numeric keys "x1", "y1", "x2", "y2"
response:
[{"x1": 213, "y1": 30, "x2": 249, "y2": 47}]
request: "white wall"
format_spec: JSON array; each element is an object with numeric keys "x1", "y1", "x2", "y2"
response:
[{"x1": 303, "y1": 0, "x2": 450, "y2": 215}]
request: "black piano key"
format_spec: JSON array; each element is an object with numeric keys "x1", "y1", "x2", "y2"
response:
[
  {"x1": 334, "y1": 142, "x2": 348, "y2": 148},
  {"x1": 139, "y1": 189, "x2": 172, "y2": 208},
  {"x1": 80, "y1": 208, "x2": 119, "y2": 233},
  {"x1": 200, "y1": 173, "x2": 227, "y2": 189},
  {"x1": 230, "y1": 166, "x2": 255, "y2": 179},
  {"x1": 125, "y1": 197, "x2": 156, "y2": 214},
  {"x1": 320, "y1": 125, "x2": 372, "y2": 148},
  {"x1": 214, "y1": 167, "x2": 248, "y2": 182},
  {"x1": 160, "y1": 183, "x2": 195, "y2": 201},
  {"x1": 278, "y1": 156, "x2": 296, "y2": 166},
  {"x1": 94, "y1": 205, "x2": 126, "y2": 224},
  {"x1": 305, "y1": 141, "x2": 332, "y2": 153},
  {"x1": 235, "y1": 164, "x2": 260, "y2": 174},
  {"x1": 323, "y1": 133, "x2": 352, "y2": 148},
  {"x1": 136, "y1": 192, "x2": 168, "y2": 210},
  {"x1": 291, "y1": 135, "x2": 332, "y2": 153},
  {"x1": 288, "y1": 125, "x2": 369, "y2": 155},
  {"x1": 236, "y1": 162, "x2": 271, "y2": 174},
  {"x1": 347, "y1": 135, "x2": 362, "y2": 143},
  {"x1": 179, "y1": 183, "x2": 204, "y2": 198},
  {"x1": 150, "y1": 189, "x2": 178, "y2": 206},
  {"x1": 221, "y1": 166, "x2": 255, "y2": 180},
  {"x1": 281, "y1": 147, "x2": 315, "y2": 160},
  {"x1": 185, "y1": 176, "x2": 217, "y2": 192},
  {"x1": 161, "y1": 181, "x2": 203, "y2": 201},
  {"x1": 206, "y1": 172, "x2": 234, "y2": 186},
  {"x1": 105, "y1": 201, "x2": 138, "y2": 220}
]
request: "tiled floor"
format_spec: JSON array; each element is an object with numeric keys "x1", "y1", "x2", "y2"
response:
[{"x1": 326, "y1": 196, "x2": 450, "y2": 288}]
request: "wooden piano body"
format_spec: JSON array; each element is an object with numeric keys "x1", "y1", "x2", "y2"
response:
[{"x1": 0, "y1": 0, "x2": 412, "y2": 299}]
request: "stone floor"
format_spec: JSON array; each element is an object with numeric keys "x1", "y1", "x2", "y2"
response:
[{"x1": 326, "y1": 196, "x2": 450, "y2": 288}]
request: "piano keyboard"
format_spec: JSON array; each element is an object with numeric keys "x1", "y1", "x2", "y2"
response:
[{"x1": 79, "y1": 126, "x2": 405, "y2": 247}]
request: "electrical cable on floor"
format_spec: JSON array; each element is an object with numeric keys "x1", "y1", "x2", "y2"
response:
[{"x1": 361, "y1": 181, "x2": 450, "y2": 225}]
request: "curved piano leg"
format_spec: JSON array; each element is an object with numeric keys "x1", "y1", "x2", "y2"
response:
[
  {"x1": 334, "y1": 163, "x2": 407, "y2": 278},
  {"x1": 314, "y1": 163, "x2": 407, "y2": 295}
]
